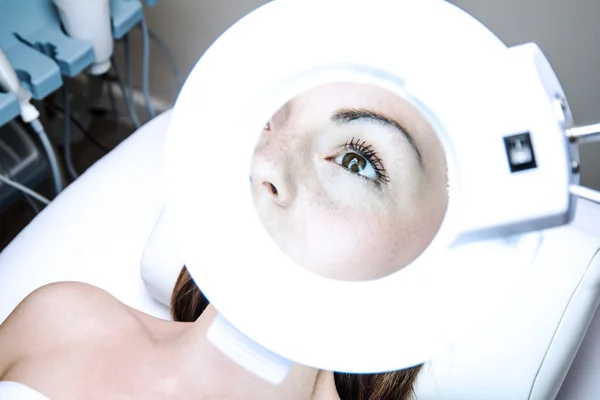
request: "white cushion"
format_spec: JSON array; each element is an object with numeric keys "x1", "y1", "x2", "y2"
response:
[
  {"x1": 140, "y1": 206, "x2": 183, "y2": 307},
  {"x1": 414, "y1": 207, "x2": 600, "y2": 399},
  {"x1": 0, "y1": 382, "x2": 49, "y2": 400},
  {"x1": 0, "y1": 110, "x2": 174, "y2": 322}
]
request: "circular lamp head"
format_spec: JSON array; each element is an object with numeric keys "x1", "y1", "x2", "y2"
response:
[{"x1": 164, "y1": 0, "x2": 563, "y2": 373}]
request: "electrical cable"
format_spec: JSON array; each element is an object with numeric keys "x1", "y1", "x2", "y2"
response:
[
  {"x1": 105, "y1": 74, "x2": 123, "y2": 142},
  {"x1": 0, "y1": 172, "x2": 51, "y2": 205},
  {"x1": 148, "y1": 28, "x2": 182, "y2": 88},
  {"x1": 139, "y1": 15, "x2": 157, "y2": 119},
  {"x1": 106, "y1": 26, "x2": 181, "y2": 101},
  {"x1": 29, "y1": 119, "x2": 63, "y2": 196},
  {"x1": 0, "y1": 44, "x2": 62, "y2": 196},
  {"x1": 45, "y1": 103, "x2": 111, "y2": 154},
  {"x1": 62, "y1": 86, "x2": 79, "y2": 181},
  {"x1": 0, "y1": 150, "x2": 40, "y2": 213},
  {"x1": 111, "y1": 54, "x2": 141, "y2": 129},
  {"x1": 136, "y1": 25, "x2": 182, "y2": 94},
  {"x1": 124, "y1": 34, "x2": 137, "y2": 120}
]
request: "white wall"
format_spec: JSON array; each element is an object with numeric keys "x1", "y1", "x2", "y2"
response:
[
  {"x1": 124, "y1": 1, "x2": 268, "y2": 104},
  {"x1": 136, "y1": 0, "x2": 600, "y2": 190}
]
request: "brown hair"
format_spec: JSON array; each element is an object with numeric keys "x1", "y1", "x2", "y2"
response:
[{"x1": 171, "y1": 267, "x2": 423, "y2": 400}]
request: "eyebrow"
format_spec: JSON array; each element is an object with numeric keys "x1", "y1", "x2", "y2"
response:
[{"x1": 331, "y1": 108, "x2": 423, "y2": 166}]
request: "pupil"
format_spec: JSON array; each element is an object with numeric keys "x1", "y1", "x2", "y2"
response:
[{"x1": 343, "y1": 153, "x2": 366, "y2": 173}]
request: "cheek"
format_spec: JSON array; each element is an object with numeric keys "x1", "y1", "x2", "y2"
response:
[{"x1": 300, "y1": 208, "x2": 419, "y2": 281}]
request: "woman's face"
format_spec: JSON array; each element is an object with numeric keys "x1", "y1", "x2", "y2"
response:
[{"x1": 250, "y1": 82, "x2": 448, "y2": 281}]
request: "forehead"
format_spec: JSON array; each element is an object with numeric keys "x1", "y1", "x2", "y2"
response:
[
  {"x1": 273, "y1": 81, "x2": 447, "y2": 170},
  {"x1": 278, "y1": 82, "x2": 431, "y2": 132},
  {"x1": 292, "y1": 82, "x2": 401, "y2": 110}
]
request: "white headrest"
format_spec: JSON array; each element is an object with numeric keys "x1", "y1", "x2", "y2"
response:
[
  {"x1": 140, "y1": 206, "x2": 183, "y2": 309},
  {"x1": 0, "y1": 382, "x2": 49, "y2": 400}
]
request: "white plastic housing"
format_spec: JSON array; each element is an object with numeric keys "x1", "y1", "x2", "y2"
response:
[
  {"x1": 0, "y1": 46, "x2": 22, "y2": 94},
  {"x1": 0, "y1": 46, "x2": 39, "y2": 122},
  {"x1": 207, "y1": 314, "x2": 293, "y2": 385},
  {"x1": 164, "y1": 0, "x2": 577, "y2": 381},
  {"x1": 452, "y1": 42, "x2": 576, "y2": 244},
  {"x1": 53, "y1": 0, "x2": 114, "y2": 75}
]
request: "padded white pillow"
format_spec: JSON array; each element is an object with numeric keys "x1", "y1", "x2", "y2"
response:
[
  {"x1": 140, "y1": 206, "x2": 184, "y2": 308},
  {"x1": 414, "y1": 213, "x2": 600, "y2": 400},
  {"x1": 0, "y1": 111, "x2": 175, "y2": 323}
]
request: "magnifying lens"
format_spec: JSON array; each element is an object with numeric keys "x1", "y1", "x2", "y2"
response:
[{"x1": 163, "y1": 0, "x2": 589, "y2": 385}]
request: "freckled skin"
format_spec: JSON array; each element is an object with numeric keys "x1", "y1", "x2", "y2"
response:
[{"x1": 251, "y1": 82, "x2": 448, "y2": 281}]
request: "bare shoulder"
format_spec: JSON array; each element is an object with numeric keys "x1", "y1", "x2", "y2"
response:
[{"x1": 0, "y1": 282, "x2": 128, "y2": 375}]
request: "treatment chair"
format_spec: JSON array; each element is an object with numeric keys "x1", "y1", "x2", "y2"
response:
[{"x1": 1, "y1": 110, "x2": 600, "y2": 399}]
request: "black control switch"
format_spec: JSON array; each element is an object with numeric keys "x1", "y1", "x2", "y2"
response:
[{"x1": 504, "y1": 132, "x2": 537, "y2": 173}]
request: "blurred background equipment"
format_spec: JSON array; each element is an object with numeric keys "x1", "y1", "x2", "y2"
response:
[{"x1": 0, "y1": 0, "x2": 178, "y2": 248}]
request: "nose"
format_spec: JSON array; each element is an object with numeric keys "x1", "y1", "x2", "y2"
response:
[{"x1": 251, "y1": 147, "x2": 296, "y2": 207}]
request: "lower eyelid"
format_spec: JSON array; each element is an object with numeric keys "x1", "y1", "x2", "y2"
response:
[
  {"x1": 325, "y1": 158, "x2": 386, "y2": 189},
  {"x1": 324, "y1": 144, "x2": 388, "y2": 173}
]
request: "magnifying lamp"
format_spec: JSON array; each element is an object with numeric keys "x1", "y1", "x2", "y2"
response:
[{"x1": 163, "y1": 0, "x2": 596, "y2": 385}]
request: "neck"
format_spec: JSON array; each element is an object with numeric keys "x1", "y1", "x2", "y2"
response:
[{"x1": 172, "y1": 305, "x2": 338, "y2": 399}]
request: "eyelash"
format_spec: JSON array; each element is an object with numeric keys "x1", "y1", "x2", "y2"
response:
[
  {"x1": 265, "y1": 120, "x2": 390, "y2": 185},
  {"x1": 338, "y1": 137, "x2": 390, "y2": 184}
]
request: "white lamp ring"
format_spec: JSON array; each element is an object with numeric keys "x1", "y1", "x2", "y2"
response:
[{"x1": 164, "y1": 0, "x2": 543, "y2": 373}]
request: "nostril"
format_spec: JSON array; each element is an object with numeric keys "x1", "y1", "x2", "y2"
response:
[
  {"x1": 263, "y1": 182, "x2": 278, "y2": 196},
  {"x1": 269, "y1": 183, "x2": 278, "y2": 195}
]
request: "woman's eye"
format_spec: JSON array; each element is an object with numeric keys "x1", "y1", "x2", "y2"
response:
[{"x1": 334, "y1": 152, "x2": 378, "y2": 180}]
